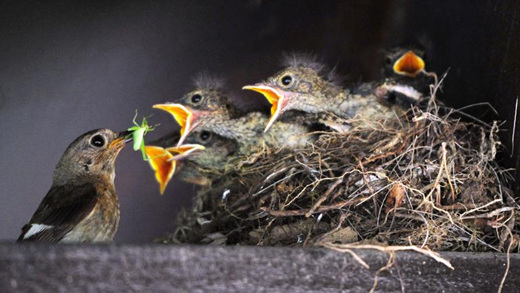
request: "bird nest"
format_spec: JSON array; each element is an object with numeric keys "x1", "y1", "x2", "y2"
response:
[{"x1": 161, "y1": 95, "x2": 518, "y2": 253}]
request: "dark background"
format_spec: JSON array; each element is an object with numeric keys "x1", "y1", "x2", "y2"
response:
[{"x1": 1, "y1": 0, "x2": 519, "y2": 243}]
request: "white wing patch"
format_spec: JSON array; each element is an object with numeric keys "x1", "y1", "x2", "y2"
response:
[
  {"x1": 384, "y1": 83, "x2": 423, "y2": 102},
  {"x1": 23, "y1": 224, "x2": 54, "y2": 239}
]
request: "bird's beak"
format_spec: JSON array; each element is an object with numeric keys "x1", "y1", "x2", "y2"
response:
[
  {"x1": 144, "y1": 146, "x2": 176, "y2": 195},
  {"x1": 393, "y1": 50, "x2": 425, "y2": 77},
  {"x1": 243, "y1": 84, "x2": 288, "y2": 132},
  {"x1": 166, "y1": 144, "x2": 206, "y2": 161},
  {"x1": 109, "y1": 130, "x2": 133, "y2": 149},
  {"x1": 153, "y1": 103, "x2": 200, "y2": 146}
]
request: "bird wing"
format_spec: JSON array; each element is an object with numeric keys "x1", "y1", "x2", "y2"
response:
[{"x1": 17, "y1": 183, "x2": 100, "y2": 242}]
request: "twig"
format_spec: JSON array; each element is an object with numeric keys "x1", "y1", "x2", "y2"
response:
[
  {"x1": 306, "y1": 176, "x2": 345, "y2": 217},
  {"x1": 456, "y1": 102, "x2": 499, "y2": 115},
  {"x1": 440, "y1": 203, "x2": 478, "y2": 210},
  {"x1": 511, "y1": 97, "x2": 518, "y2": 157},
  {"x1": 261, "y1": 197, "x2": 368, "y2": 217},
  {"x1": 498, "y1": 229, "x2": 513, "y2": 293},
  {"x1": 459, "y1": 199, "x2": 503, "y2": 218},
  {"x1": 460, "y1": 206, "x2": 513, "y2": 220},
  {"x1": 320, "y1": 242, "x2": 454, "y2": 270},
  {"x1": 440, "y1": 142, "x2": 456, "y2": 202}
]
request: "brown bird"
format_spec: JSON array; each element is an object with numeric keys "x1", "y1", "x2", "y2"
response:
[
  {"x1": 243, "y1": 54, "x2": 403, "y2": 132},
  {"x1": 145, "y1": 130, "x2": 238, "y2": 193},
  {"x1": 17, "y1": 129, "x2": 131, "y2": 243},
  {"x1": 153, "y1": 76, "x2": 313, "y2": 154}
]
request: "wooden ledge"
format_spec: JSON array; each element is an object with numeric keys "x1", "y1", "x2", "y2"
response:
[{"x1": 0, "y1": 243, "x2": 518, "y2": 292}]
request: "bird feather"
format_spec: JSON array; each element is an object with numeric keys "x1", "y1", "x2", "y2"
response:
[{"x1": 17, "y1": 183, "x2": 100, "y2": 242}]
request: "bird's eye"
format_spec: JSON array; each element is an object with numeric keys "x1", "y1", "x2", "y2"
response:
[
  {"x1": 280, "y1": 75, "x2": 293, "y2": 87},
  {"x1": 385, "y1": 56, "x2": 393, "y2": 65},
  {"x1": 199, "y1": 131, "x2": 212, "y2": 142},
  {"x1": 90, "y1": 134, "x2": 105, "y2": 148},
  {"x1": 191, "y1": 94, "x2": 202, "y2": 104}
]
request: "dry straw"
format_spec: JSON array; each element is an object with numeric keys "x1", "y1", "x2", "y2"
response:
[{"x1": 164, "y1": 76, "x2": 517, "y2": 255}]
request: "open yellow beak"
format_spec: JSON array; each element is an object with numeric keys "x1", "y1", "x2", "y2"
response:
[
  {"x1": 144, "y1": 146, "x2": 176, "y2": 195},
  {"x1": 166, "y1": 144, "x2": 206, "y2": 161},
  {"x1": 243, "y1": 85, "x2": 285, "y2": 132},
  {"x1": 393, "y1": 50, "x2": 425, "y2": 77},
  {"x1": 153, "y1": 103, "x2": 194, "y2": 146}
]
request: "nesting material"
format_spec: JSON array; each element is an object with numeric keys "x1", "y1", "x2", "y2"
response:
[{"x1": 163, "y1": 90, "x2": 517, "y2": 253}]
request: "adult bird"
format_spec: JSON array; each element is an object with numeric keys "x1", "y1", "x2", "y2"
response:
[{"x1": 18, "y1": 129, "x2": 131, "y2": 243}]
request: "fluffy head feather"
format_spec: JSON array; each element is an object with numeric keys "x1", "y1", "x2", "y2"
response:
[
  {"x1": 281, "y1": 52, "x2": 341, "y2": 85},
  {"x1": 193, "y1": 72, "x2": 226, "y2": 91}
]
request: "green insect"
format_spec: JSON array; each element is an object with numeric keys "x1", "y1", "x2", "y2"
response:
[{"x1": 127, "y1": 111, "x2": 155, "y2": 161}]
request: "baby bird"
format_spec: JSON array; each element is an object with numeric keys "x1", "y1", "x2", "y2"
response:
[
  {"x1": 243, "y1": 54, "x2": 401, "y2": 132},
  {"x1": 171, "y1": 130, "x2": 239, "y2": 179},
  {"x1": 376, "y1": 47, "x2": 437, "y2": 104},
  {"x1": 153, "y1": 76, "x2": 313, "y2": 154},
  {"x1": 145, "y1": 130, "x2": 238, "y2": 194},
  {"x1": 153, "y1": 77, "x2": 241, "y2": 146},
  {"x1": 144, "y1": 131, "x2": 203, "y2": 194},
  {"x1": 18, "y1": 129, "x2": 130, "y2": 243}
]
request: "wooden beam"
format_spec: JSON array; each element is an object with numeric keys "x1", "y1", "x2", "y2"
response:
[{"x1": 0, "y1": 244, "x2": 518, "y2": 292}]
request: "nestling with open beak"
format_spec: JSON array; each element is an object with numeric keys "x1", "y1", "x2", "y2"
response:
[
  {"x1": 376, "y1": 47, "x2": 437, "y2": 104},
  {"x1": 243, "y1": 53, "x2": 402, "y2": 133},
  {"x1": 17, "y1": 128, "x2": 131, "y2": 243},
  {"x1": 145, "y1": 130, "x2": 238, "y2": 194},
  {"x1": 144, "y1": 140, "x2": 204, "y2": 195},
  {"x1": 153, "y1": 75, "x2": 313, "y2": 154},
  {"x1": 153, "y1": 76, "x2": 241, "y2": 146}
]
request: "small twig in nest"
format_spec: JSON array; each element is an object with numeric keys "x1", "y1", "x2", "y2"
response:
[
  {"x1": 306, "y1": 175, "x2": 345, "y2": 217},
  {"x1": 261, "y1": 197, "x2": 369, "y2": 217},
  {"x1": 460, "y1": 207, "x2": 515, "y2": 220}
]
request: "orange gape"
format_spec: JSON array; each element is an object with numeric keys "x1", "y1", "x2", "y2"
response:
[
  {"x1": 144, "y1": 146, "x2": 175, "y2": 195},
  {"x1": 153, "y1": 103, "x2": 193, "y2": 144},
  {"x1": 242, "y1": 85, "x2": 285, "y2": 132},
  {"x1": 393, "y1": 50, "x2": 425, "y2": 77},
  {"x1": 145, "y1": 144, "x2": 205, "y2": 194}
]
